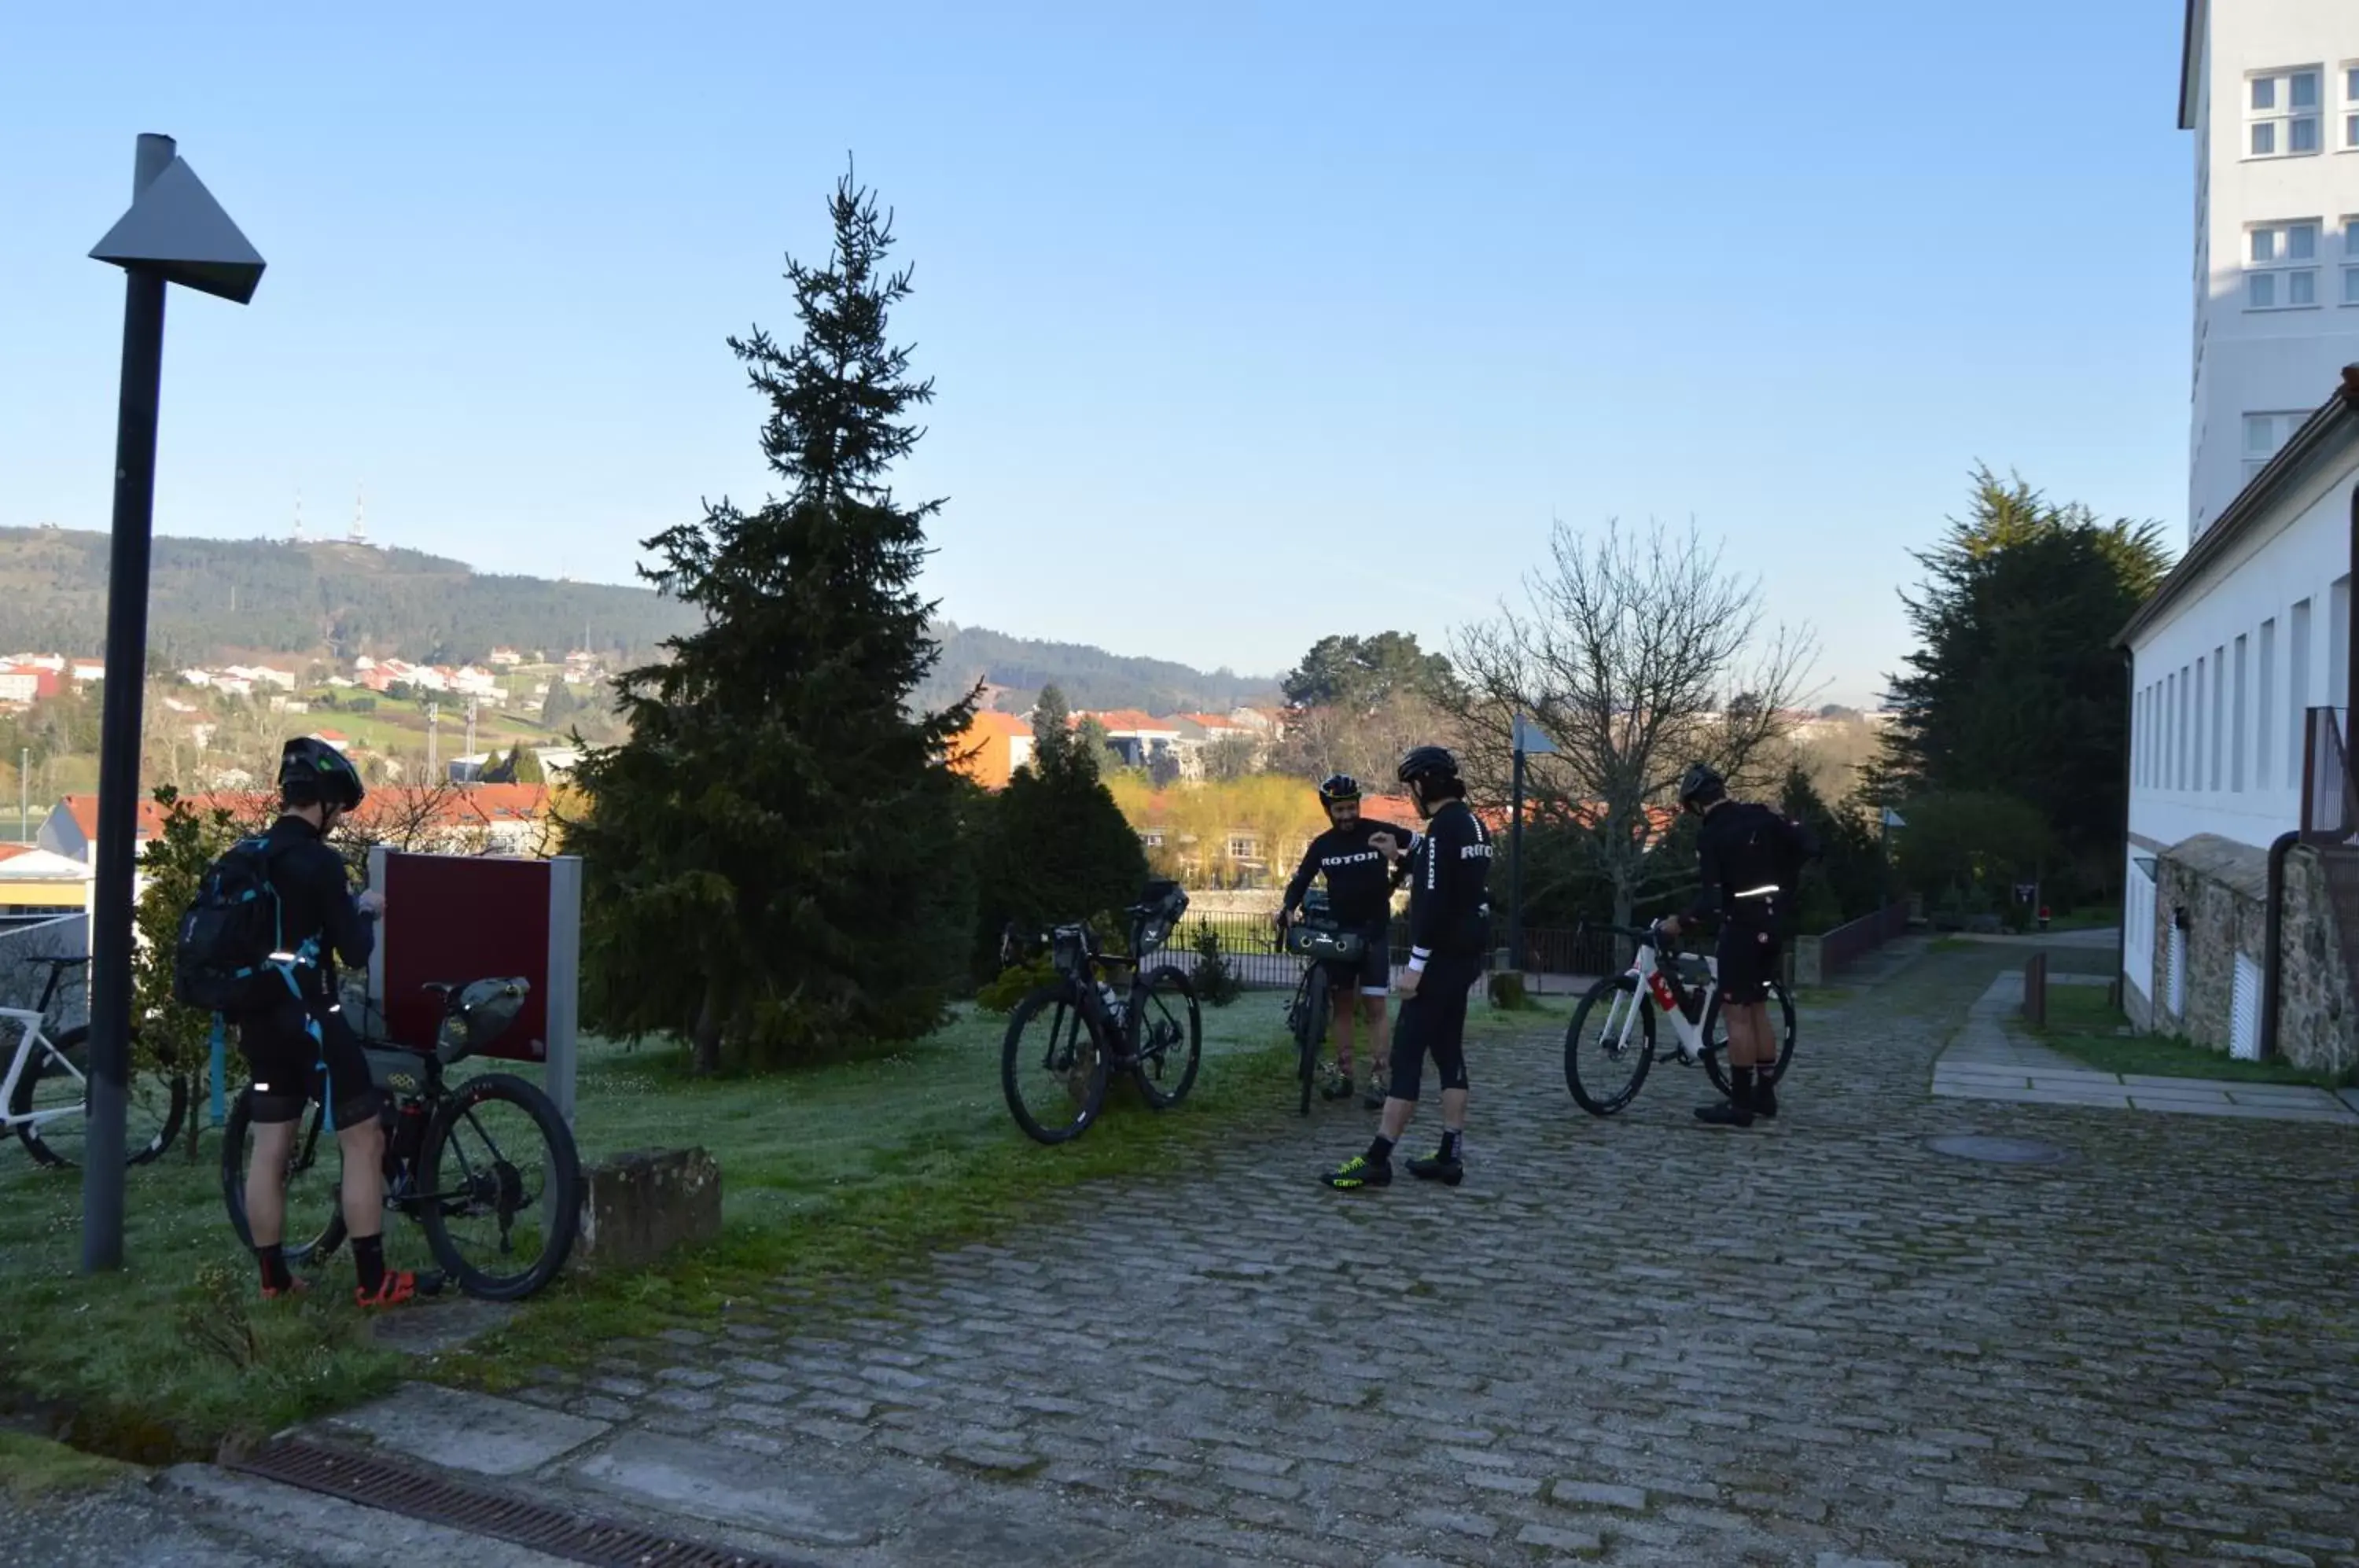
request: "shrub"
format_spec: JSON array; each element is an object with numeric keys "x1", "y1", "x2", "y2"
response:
[
  {"x1": 977, "y1": 956, "x2": 1058, "y2": 1014},
  {"x1": 1187, "y1": 924, "x2": 1242, "y2": 1007}
]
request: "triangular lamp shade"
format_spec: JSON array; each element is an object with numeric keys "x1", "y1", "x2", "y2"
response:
[{"x1": 89, "y1": 156, "x2": 265, "y2": 305}]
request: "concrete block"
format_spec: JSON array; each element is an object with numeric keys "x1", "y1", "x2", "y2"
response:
[{"x1": 578, "y1": 1147, "x2": 723, "y2": 1272}]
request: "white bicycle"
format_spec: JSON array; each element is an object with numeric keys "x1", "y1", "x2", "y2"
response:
[
  {"x1": 1, "y1": 956, "x2": 188, "y2": 1167},
  {"x1": 1562, "y1": 922, "x2": 1796, "y2": 1117}
]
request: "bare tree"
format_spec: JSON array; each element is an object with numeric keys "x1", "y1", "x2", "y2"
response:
[{"x1": 1451, "y1": 518, "x2": 1816, "y2": 927}]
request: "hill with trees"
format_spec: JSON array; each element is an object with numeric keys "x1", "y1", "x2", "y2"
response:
[{"x1": 0, "y1": 526, "x2": 1272, "y2": 715}]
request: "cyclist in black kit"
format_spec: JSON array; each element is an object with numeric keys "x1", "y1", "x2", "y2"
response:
[
  {"x1": 1277, "y1": 773, "x2": 1412, "y2": 1106},
  {"x1": 233, "y1": 738, "x2": 432, "y2": 1307},
  {"x1": 1323, "y1": 745, "x2": 1491, "y2": 1191},
  {"x1": 1658, "y1": 762, "x2": 1818, "y2": 1128}
]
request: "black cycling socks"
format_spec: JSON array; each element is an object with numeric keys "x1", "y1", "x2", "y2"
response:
[
  {"x1": 1439, "y1": 1128, "x2": 1463, "y2": 1161},
  {"x1": 1365, "y1": 1134, "x2": 1396, "y2": 1166},
  {"x1": 1731, "y1": 1066, "x2": 1756, "y2": 1106},
  {"x1": 256, "y1": 1242, "x2": 291, "y2": 1293},
  {"x1": 353, "y1": 1233, "x2": 387, "y2": 1297}
]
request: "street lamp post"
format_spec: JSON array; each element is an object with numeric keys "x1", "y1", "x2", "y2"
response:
[{"x1": 79, "y1": 134, "x2": 264, "y2": 1272}]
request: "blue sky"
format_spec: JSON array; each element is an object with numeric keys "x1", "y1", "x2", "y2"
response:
[{"x1": 2, "y1": 2, "x2": 2190, "y2": 706}]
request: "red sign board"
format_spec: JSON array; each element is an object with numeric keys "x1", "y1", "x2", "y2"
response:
[{"x1": 374, "y1": 854, "x2": 553, "y2": 1061}]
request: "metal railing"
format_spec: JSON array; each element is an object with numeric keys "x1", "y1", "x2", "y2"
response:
[
  {"x1": 2300, "y1": 705, "x2": 2355, "y2": 844},
  {"x1": 1819, "y1": 900, "x2": 1912, "y2": 976}
]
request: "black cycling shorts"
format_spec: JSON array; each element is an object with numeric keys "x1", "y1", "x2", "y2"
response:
[
  {"x1": 1716, "y1": 919, "x2": 1783, "y2": 1007},
  {"x1": 1389, "y1": 954, "x2": 1478, "y2": 1101},
  {"x1": 1319, "y1": 920, "x2": 1393, "y2": 998},
  {"x1": 234, "y1": 992, "x2": 383, "y2": 1131}
]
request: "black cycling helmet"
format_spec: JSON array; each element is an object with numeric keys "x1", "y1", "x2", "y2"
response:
[
  {"x1": 1317, "y1": 772, "x2": 1361, "y2": 806},
  {"x1": 1677, "y1": 761, "x2": 1727, "y2": 811},
  {"x1": 1397, "y1": 745, "x2": 1459, "y2": 786},
  {"x1": 280, "y1": 736, "x2": 366, "y2": 812}
]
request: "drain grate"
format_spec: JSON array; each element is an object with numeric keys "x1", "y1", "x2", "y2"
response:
[
  {"x1": 1928, "y1": 1133, "x2": 2071, "y2": 1165},
  {"x1": 230, "y1": 1438, "x2": 815, "y2": 1568}
]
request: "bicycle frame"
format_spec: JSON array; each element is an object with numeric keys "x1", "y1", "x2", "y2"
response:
[
  {"x1": 0, "y1": 1009, "x2": 79, "y2": 1131},
  {"x1": 1595, "y1": 937, "x2": 1718, "y2": 1064}
]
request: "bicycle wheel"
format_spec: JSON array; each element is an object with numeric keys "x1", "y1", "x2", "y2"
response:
[
  {"x1": 418, "y1": 1072, "x2": 581, "y2": 1301},
  {"x1": 1294, "y1": 965, "x2": 1330, "y2": 1116},
  {"x1": 1702, "y1": 978, "x2": 1798, "y2": 1099},
  {"x1": 221, "y1": 1091, "x2": 346, "y2": 1265},
  {"x1": 1564, "y1": 974, "x2": 1656, "y2": 1117},
  {"x1": 12, "y1": 1025, "x2": 189, "y2": 1169},
  {"x1": 1002, "y1": 983, "x2": 1109, "y2": 1145},
  {"x1": 1130, "y1": 966, "x2": 1202, "y2": 1109}
]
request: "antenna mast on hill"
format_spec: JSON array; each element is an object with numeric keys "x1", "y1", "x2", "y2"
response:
[
  {"x1": 349, "y1": 486, "x2": 368, "y2": 547},
  {"x1": 290, "y1": 488, "x2": 304, "y2": 543}
]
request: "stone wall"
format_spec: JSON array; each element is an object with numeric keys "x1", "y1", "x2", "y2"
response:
[
  {"x1": 2152, "y1": 835, "x2": 2268, "y2": 1056},
  {"x1": 2276, "y1": 847, "x2": 2357, "y2": 1077}
]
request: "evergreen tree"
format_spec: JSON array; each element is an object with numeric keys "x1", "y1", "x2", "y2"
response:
[
  {"x1": 540, "y1": 679, "x2": 579, "y2": 729},
  {"x1": 972, "y1": 690, "x2": 1149, "y2": 981},
  {"x1": 567, "y1": 170, "x2": 977, "y2": 1073},
  {"x1": 1879, "y1": 467, "x2": 2171, "y2": 897}
]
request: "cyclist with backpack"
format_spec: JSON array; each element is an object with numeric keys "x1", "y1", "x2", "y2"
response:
[
  {"x1": 1275, "y1": 773, "x2": 1413, "y2": 1107},
  {"x1": 1657, "y1": 762, "x2": 1820, "y2": 1128},
  {"x1": 178, "y1": 738, "x2": 424, "y2": 1306}
]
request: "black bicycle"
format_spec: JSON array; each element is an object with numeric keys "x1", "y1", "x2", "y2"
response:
[
  {"x1": 1563, "y1": 922, "x2": 1796, "y2": 1117},
  {"x1": 1001, "y1": 882, "x2": 1203, "y2": 1145},
  {"x1": 1280, "y1": 901, "x2": 1361, "y2": 1115},
  {"x1": 222, "y1": 976, "x2": 580, "y2": 1301},
  {"x1": 3, "y1": 955, "x2": 189, "y2": 1169}
]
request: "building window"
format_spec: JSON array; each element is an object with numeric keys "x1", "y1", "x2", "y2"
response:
[
  {"x1": 2345, "y1": 218, "x2": 2359, "y2": 303},
  {"x1": 2258, "y1": 618, "x2": 2276, "y2": 791},
  {"x1": 2212, "y1": 645, "x2": 2228, "y2": 790},
  {"x1": 2291, "y1": 599, "x2": 2312, "y2": 786},
  {"x1": 2247, "y1": 221, "x2": 2322, "y2": 309},
  {"x1": 2347, "y1": 64, "x2": 2359, "y2": 146},
  {"x1": 2243, "y1": 410, "x2": 2309, "y2": 479},
  {"x1": 2232, "y1": 634, "x2": 2248, "y2": 794},
  {"x1": 1227, "y1": 836, "x2": 1258, "y2": 861},
  {"x1": 2249, "y1": 67, "x2": 2324, "y2": 157}
]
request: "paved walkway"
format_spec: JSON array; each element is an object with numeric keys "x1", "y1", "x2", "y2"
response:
[
  {"x1": 1934, "y1": 970, "x2": 2359, "y2": 1125},
  {"x1": 70, "y1": 944, "x2": 2359, "y2": 1565}
]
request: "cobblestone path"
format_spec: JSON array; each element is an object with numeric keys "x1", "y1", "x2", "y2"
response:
[{"x1": 510, "y1": 945, "x2": 2359, "y2": 1566}]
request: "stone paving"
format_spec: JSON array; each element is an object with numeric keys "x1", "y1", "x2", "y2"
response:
[
  {"x1": 277, "y1": 940, "x2": 2357, "y2": 1568},
  {"x1": 1936, "y1": 971, "x2": 2359, "y2": 1125}
]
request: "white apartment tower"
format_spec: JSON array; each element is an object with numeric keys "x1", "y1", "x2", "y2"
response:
[{"x1": 2186, "y1": 1, "x2": 2359, "y2": 541}]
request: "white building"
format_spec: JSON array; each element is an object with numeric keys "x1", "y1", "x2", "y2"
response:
[
  {"x1": 2184, "y1": 1, "x2": 2359, "y2": 539},
  {"x1": 2120, "y1": 369, "x2": 2354, "y2": 1071}
]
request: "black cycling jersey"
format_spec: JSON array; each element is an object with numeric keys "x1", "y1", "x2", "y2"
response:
[
  {"x1": 1683, "y1": 800, "x2": 1817, "y2": 929},
  {"x1": 1406, "y1": 799, "x2": 1492, "y2": 963},
  {"x1": 1281, "y1": 818, "x2": 1415, "y2": 928},
  {"x1": 254, "y1": 815, "x2": 376, "y2": 1002}
]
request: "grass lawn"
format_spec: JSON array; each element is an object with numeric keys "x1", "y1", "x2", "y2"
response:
[
  {"x1": 0, "y1": 989, "x2": 1301, "y2": 1462},
  {"x1": 0, "y1": 1430, "x2": 134, "y2": 1500},
  {"x1": 2031, "y1": 984, "x2": 2346, "y2": 1087}
]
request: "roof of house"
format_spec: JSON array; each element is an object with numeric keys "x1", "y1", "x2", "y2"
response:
[
  {"x1": 2116, "y1": 364, "x2": 2359, "y2": 648},
  {"x1": 56, "y1": 782, "x2": 552, "y2": 843},
  {"x1": 1089, "y1": 709, "x2": 1175, "y2": 734},
  {"x1": 962, "y1": 711, "x2": 1033, "y2": 739}
]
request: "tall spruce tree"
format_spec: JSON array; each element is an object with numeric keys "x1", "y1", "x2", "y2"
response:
[
  {"x1": 567, "y1": 171, "x2": 977, "y2": 1073},
  {"x1": 1879, "y1": 467, "x2": 2171, "y2": 895}
]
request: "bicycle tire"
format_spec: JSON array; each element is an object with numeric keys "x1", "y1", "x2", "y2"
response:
[
  {"x1": 1001, "y1": 982, "x2": 1108, "y2": 1145},
  {"x1": 1296, "y1": 963, "x2": 1330, "y2": 1116},
  {"x1": 1702, "y1": 978, "x2": 1798, "y2": 1099},
  {"x1": 1130, "y1": 966, "x2": 1202, "y2": 1109},
  {"x1": 418, "y1": 1072, "x2": 581, "y2": 1301},
  {"x1": 220, "y1": 1091, "x2": 346, "y2": 1265},
  {"x1": 11, "y1": 1025, "x2": 189, "y2": 1169},
  {"x1": 1564, "y1": 973, "x2": 1656, "y2": 1117}
]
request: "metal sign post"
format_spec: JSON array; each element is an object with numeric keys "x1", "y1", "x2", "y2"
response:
[{"x1": 79, "y1": 135, "x2": 264, "y2": 1272}]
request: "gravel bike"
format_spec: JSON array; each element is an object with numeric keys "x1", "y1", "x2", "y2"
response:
[
  {"x1": 1001, "y1": 882, "x2": 1202, "y2": 1145},
  {"x1": 1280, "y1": 896, "x2": 1360, "y2": 1115},
  {"x1": 222, "y1": 976, "x2": 580, "y2": 1301},
  {"x1": 1563, "y1": 922, "x2": 1796, "y2": 1117},
  {"x1": 2, "y1": 955, "x2": 188, "y2": 1168}
]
